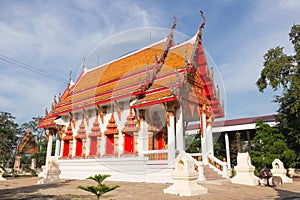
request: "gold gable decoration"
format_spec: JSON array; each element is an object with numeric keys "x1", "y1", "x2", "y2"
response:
[{"x1": 17, "y1": 130, "x2": 37, "y2": 155}]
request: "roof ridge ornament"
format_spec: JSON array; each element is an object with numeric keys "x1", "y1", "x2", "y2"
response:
[
  {"x1": 53, "y1": 95, "x2": 57, "y2": 106},
  {"x1": 58, "y1": 93, "x2": 62, "y2": 104},
  {"x1": 138, "y1": 16, "x2": 177, "y2": 92},
  {"x1": 197, "y1": 10, "x2": 206, "y2": 45},
  {"x1": 169, "y1": 15, "x2": 177, "y2": 37},
  {"x1": 68, "y1": 70, "x2": 75, "y2": 92},
  {"x1": 82, "y1": 57, "x2": 87, "y2": 72},
  {"x1": 69, "y1": 70, "x2": 73, "y2": 83}
]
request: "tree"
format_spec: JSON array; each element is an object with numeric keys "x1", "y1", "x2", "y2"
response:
[
  {"x1": 77, "y1": 174, "x2": 119, "y2": 200},
  {"x1": 213, "y1": 134, "x2": 226, "y2": 161},
  {"x1": 185, "y1": 131, "x2": 201, "y2": 153},
  {"x1": 256, "y1": 24, "x2": 300, "y2": 166},
  {"x1": 0, "y1": 112, "x2": 19, "y2": 167},
  {"x1": 252, "y1": 120, "x2": 296, "y2": 172}
]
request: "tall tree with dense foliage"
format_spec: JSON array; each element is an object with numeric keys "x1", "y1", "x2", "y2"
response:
[
  {"x1": 256, "y1": 24, "x2": 300, "y2": 166},
  {"x1": 0, "y1": 112, "x2": 19, "y2": 167},
  {"x1": 252, "y1": 120, "x2": 296, "y2": 171}
]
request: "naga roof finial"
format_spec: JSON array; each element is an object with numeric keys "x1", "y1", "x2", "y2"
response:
[
  {"x1": 83, "y1": 57, "x2": 87, "y2": 71},
  {"x1": 168, "y1": 16, "x2": 177, "y2": 37},
  {"x1": 54, "y1": 95, "x2": 57, "y2": 105},
  {"x1": 171, "y1": 15, "x2": 177, "y2": 30},
  {"x1": 69, "y1": 70, "x2": 73, "y2": 82},
  {"x1": 197, "y1": 10, "x2": 206, "y2": 44}
]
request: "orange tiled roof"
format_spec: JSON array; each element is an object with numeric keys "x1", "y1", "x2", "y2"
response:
[
  {"x1": 134, "y1": 90, "x2": 173, "y2": 105},
  {"x1": 164, "y1": 42, "x2": 194, "y2": 69},
  {"x1": 73, "y1": 42, "x2": 165, "y2": 93},
  {"x1": 38, "y1": 114, "x2": 56, "y2": 128},
  {"x1": 39, "y1": 34, "x2": 224, "y2": 128}
]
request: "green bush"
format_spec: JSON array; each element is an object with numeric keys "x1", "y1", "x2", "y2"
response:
[{"x1": 77, "y1": 174, "x2": 119, "y2": 200}]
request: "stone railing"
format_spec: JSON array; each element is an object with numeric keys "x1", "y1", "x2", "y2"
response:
[
  {"x1": 142, "y1": 150, "x2": 168, "y2": 164},
  {"x1": 189, "y1": 153, "x2": 203, "y2": 162},
  {"x1": 207, "y1": 153, "x2": 228, "y2": 178},
  {"x1": 186, "y1": 152, "x2": 205, "y2": 181}
]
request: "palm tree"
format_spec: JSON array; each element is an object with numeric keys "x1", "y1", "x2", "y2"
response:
[{"x1": 77, "y1": 174, "x2": 119, "y2": 200}]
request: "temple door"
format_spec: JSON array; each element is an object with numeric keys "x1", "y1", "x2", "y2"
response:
[
  {"x1": 75, "y1": 139, "x2": 82, "y2": 157},
  {"x1": 157, "y1": 132, "x2": 164, "y2": 160},
  {"x1": 157, "y1": 132, "x2": 163, "y2": 150},
  {"x1": 106, "y1": 135, "x2": 114, "y2": 155},
  {"x1": 63, "y1": 141, "x2": 69, "y2": 157},
  {"x1": 90, "y1": 137, "x2": 97, "y2": 156},
  {"x1": 124, "y1": 133, "x2": 134, "y2": 154}
]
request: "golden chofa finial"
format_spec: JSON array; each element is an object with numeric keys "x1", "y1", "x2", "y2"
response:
[
  {"x1": 53, "y1": 95, "x2": 57, "y2": 105},
  {"x1": 171, "y1": 15, "x2": 177, "y2": 30},
  {"x1": 168, "y1": 16, "x2": 177, "y2": 37},
  {"x1": 197, "y1": 10, "x2": 206, "y2": 44},
  {"x1": 69, "y1": 70, "x2": 73, "y2": 82}
]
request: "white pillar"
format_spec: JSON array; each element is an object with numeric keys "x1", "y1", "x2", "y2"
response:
[
  {"x1": 138, "y1": 119, "x2": 146, "y2": 155},
  {"x1": 225, "y1": 132, "x2": 231, "y2": 169},
  {"x1": 54, "y1": 139, "x2": 61, "y2": 156},
  {"x1": 118, "y1": 131, "x2": 123, "y2": 157},
  {"x1": 197, "y1": 162, "x2": 206, "y2": 182},
  {"x1": 176, "y1": 107, "x2": 184, "y2": 152},
  {"x1": 206, "y1": 121, "x2": 213, "y2": 156},
  {"x1": 138, "y1": 110, "x2": 147, "y2": 156},
  {"x1": 60, "y1": 140, "x2": 64, "y2": 157},
  {"x1": 142, "y1": 120, "x2": 148, "y2": 152},
  {"x1": 46, "y1": 133, "x2": 53, "y2": 167},
  {"x1": 167, "y1": 112, "x2": 176, "y2": 165},
  {"x1": 100, "y1": 132, "x2": 105, "y2": 156},
  {"x1": 201, "y1": 112, "x2": 207, "y2": 162}
]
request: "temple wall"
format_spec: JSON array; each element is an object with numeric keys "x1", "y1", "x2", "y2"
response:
[
  {"x1": 58, "y1": 157, "x2": 173, "y2": 183},
  {"x1": 55, "y1": 100, "x2": 188, "y2": 161}
]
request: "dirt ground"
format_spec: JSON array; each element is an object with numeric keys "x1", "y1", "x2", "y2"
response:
[{"x1": 0, "y1": 177, "x2": 299, "y2": 200}]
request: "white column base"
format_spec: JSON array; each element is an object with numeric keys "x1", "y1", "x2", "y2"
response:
[
  {"x1": 164, "y1": 178, "x2": 207, "y2": 196},
  {"x1": 37, "y1": 157, "x2": 62, "y2": 184},
  {"x1": 230, "y1": 168, "x2": 259, "y2": 186},
  {"x1": 271, "y1": 169, "x2": 293, "y2": 183}
]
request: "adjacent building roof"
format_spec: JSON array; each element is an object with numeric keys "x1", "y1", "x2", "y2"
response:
[{"x1": 186, "y1": 114, "x2": 277, "y2": 133}]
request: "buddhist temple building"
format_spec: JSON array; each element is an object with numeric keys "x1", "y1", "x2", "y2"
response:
[{"x1": 38, "y1": 13, "x2": 225, "y2": 182}]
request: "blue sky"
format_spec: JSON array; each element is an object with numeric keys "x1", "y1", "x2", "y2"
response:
[{"x1": 0, "y1": 0, "x2": 299, "y2": 124}]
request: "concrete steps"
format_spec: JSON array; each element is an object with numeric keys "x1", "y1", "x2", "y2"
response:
[{"x1": 203, "y1": 164, "x2": 226, "y2": 180}]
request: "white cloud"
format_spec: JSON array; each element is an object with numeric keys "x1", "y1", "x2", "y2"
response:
[
  {"x1": 279, "y1": 0, "x2": 300, "y2": 10},
  {"x1": 216, "y1": 0, "x2": 300, "y2": 94},
  {"x1": 0, "y1": 72, "x2": 61, "y2": 123},
  {"x1": 0, "y1": 1, "x2": 162, "y2": 123}
]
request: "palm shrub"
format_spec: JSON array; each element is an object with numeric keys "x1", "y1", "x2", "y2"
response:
[{"x1": 77, "y1": 174, "x2": 119, "y2": 200}]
